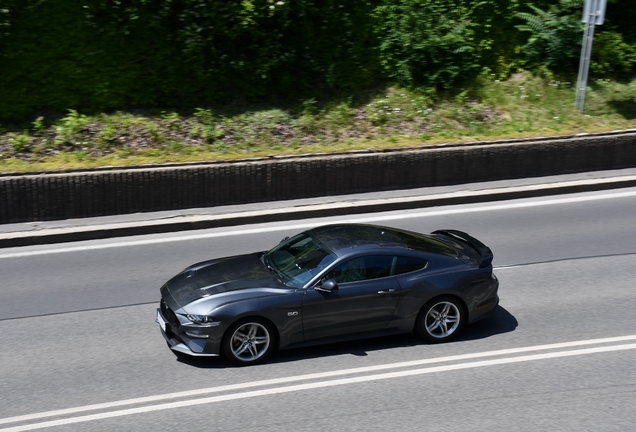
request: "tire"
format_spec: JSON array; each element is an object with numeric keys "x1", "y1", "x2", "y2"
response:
[
  {"x1": 416, "y1": 296, "x2": 465, "y2": 343},
  {"x1": 222, "y1": 318, "x2": 276, "y2": 366}
]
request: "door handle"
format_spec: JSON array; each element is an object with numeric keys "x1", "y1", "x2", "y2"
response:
[{"x1": 378, "y1": 289, "x2": 396, "y2": 294}]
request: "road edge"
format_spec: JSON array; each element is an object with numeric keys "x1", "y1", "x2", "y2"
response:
[{"x1": 2, "y1": 174, "x2": 635, "y2": 248}]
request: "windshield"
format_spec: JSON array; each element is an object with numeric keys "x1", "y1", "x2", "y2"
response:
[{"x1": 265, "y1": 232, "x2": 336, "y2": 287}]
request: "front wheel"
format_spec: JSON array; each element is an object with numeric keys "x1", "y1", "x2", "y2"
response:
[
  {"x1": 222, "y1": 318, "x2": 276, "y2": 366},
  {"x1": 416, "y1": 296, "x2": 465, "y2": 343}
]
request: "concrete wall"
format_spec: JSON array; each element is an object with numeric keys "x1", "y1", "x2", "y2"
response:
[{"x1": 1, "y1": 132, "x2": 635, "y2": 223}]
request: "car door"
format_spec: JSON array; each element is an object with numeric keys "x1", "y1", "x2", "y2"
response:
[{"x1": 301, "y1": 255, "x2": 401, "y2": 341}]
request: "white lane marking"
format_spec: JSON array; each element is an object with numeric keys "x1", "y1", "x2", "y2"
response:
[
  {"x1": 1, "y1": 335, "x2": 636, "y2": 427},
  {"x1": 3, "y1": 342, "x2": 636, "y2": 431},
  {"x1": 1, "y1": 189, "x2": 636, "y2": 260}
]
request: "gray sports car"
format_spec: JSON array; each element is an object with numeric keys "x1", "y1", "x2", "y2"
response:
[{"x1": 156, "y1": 224, "x2": 499, "y2": 365}]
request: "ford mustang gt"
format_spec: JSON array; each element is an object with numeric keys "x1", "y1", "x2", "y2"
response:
[{"x1": 156, "y1": 224, "x2": 499, "y2": 365}]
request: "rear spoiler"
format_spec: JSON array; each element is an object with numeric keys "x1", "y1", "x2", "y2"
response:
[{"x1": 432, "y1": 230, "x2": 493, "y2": 268}]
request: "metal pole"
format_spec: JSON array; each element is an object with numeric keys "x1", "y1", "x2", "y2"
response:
[
  {"x1": 575, "y1": 21, "x2": 591, "y2": 110},
  {"x1": 575, "y1": 0, "x2": 598, "y2": 113}
]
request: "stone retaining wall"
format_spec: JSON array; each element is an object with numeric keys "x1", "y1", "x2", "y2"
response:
[{"x1": 2, "y1": 132, "x2": 635, "y2": 223}]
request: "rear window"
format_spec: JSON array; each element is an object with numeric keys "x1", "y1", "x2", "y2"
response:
[
  {"x1": 393, "y1": 230, "x2": 457, "y2": 257},
  {"x1": 394, "y1": 256, "x2": 428, "y2": 275}
]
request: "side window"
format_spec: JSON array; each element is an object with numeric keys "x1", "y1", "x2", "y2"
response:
[
  {"x1": 362, "y1": 255, "x2": 395, "y2": 280},
  {"x1": 394, "y1": 256, "x2": 428, "y2": 275},
  {"x1": 323, "y1": 255, "x2": 396, "y2": 284}
]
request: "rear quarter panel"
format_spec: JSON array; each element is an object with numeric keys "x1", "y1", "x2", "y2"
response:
[{"x1": 392, "y1": 255, "x2": 492, "y2": 329}]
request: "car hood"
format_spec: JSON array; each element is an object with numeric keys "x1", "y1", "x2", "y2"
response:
[{"x1": 165, "y1": 253, "x2": 283, "y2": 307}]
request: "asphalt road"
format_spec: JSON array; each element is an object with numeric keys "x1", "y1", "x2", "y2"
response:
[{"x1": 1, "y1": 187, "x2": 635, "y2": 431}]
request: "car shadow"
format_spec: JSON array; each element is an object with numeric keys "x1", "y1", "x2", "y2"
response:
[
  {"x1": 455, "y1": 305, "x2": 518, "y2": 342},
  {"x1": 174, "y1": 305, "x2": 518, "y2": 369}
]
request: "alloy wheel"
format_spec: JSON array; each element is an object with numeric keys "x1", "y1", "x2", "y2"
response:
[
  {"x1": 424, "y1": 301, "x2": 461, "y2": 339},
  {"x1": 229, "y1": 322, "x2": 271, "y2": 362}
]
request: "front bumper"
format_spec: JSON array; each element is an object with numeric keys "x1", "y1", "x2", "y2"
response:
[{"x1": 156, "y1": 303, "x2": 223, "y2": 357}]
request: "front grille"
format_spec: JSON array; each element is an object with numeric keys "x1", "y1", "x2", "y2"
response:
[{"x1": 160, "y1": 298, "x2": 179, "y2": 327}]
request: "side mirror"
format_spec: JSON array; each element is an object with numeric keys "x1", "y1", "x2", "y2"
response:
[
  {"x1": 315, "y1": 279, "x2": 339, "y2": 294},
  {"x1": 279, "y1": 236, "x2": 290, "y2": 243}
]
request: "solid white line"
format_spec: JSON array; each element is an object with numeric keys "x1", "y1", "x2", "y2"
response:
[
  {"x1": 1, "y1": 189, "x2": 635, "y2": 260},
  {"x1": 3, "y1": 342, "x2": 636, "y2": 431},
  {"x1": 493, "y1": 265, "x2": 523, "y2": 270},
  {"x1": 1, "y1": 334, "x2": 635, "y2": 427}
]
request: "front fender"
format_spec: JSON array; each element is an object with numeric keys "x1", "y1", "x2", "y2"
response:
[{"x1": 212, "y1": 291, "x2": 306, "y2": 349}]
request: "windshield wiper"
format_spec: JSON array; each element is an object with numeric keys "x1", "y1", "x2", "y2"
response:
[{"x1": 263, "y1": 253, "x2": 286, "y2": 283}]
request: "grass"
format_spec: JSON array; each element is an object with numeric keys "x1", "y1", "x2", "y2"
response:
[{"x1": 1, "y1": 72, "x2": 635, "y2": 174}]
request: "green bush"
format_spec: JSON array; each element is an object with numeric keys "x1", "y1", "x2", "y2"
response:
[
  {"x1": 0, "y1": 0, "x2": 635, "y2": 124},
  {"x1": 374, "y1": 0, "x2": 485, "y2": 89},
  {"x1": 0, "y1": 0, "x2": 381, "y2": 122},
  {"x1": 515, "y1": 0, "x2": 584, "y2": 76},
  {"x1": 591, "y1": 31, "x2": 636, "y2": 78},
  {"x1": 172, "y1": 0, "x2": 380, "y2": 96},
  {"x1": 8, "y1": 132, "x2": 32, "y2": 153},
  {"x1": 605, "y1": 0, "x2": 636, "y2": 45}
]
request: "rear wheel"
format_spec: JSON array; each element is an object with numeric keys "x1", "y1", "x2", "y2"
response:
[
  {"x1": 222, "y1": 318, "x2": 276, "y2": 366},
  {"x1": 416, "y1": 296, "x2": 465, "y2": 343}
]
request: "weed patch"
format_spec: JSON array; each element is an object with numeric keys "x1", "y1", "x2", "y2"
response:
[{"x1": 1, "y1": 74, "x2": 635, "y2": 173}]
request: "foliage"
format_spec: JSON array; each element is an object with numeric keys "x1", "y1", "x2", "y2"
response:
[
  {"x1": 0, "y1": 0, "x2": 635, "y2": 124},
  {"x1": 591, "y1": 31, "x2": 636, "y2": 79},
  {"x1": 7, "y1": 132, "x2": 32, "y2": 153},
  {"x1": 374, "y1": 0, "x2": 485, "y2": 89},
  {"x1": 0, "y1": 0, "x2": 385, "y2": 122},
  {"x1": 605, "y1": 0, "x2": 636, "y2": 44},
  {"x1": 54, "y1": 110, "x2": 91, "y2": 148},
  {"x1": 515, "y1": 0, "x2": 584, "y2": 75},
  {"x1": 172, "y1": 0, "x2": 380, "y2": 97}
]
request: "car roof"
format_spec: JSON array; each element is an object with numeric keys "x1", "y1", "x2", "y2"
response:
[{"x1": 308, "y1": 224, "x2": 457, "y2": 258}]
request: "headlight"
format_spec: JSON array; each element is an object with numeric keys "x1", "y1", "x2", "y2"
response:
[{"x1": 186, "y1": 314, "x2": 216, "y2": 324}]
